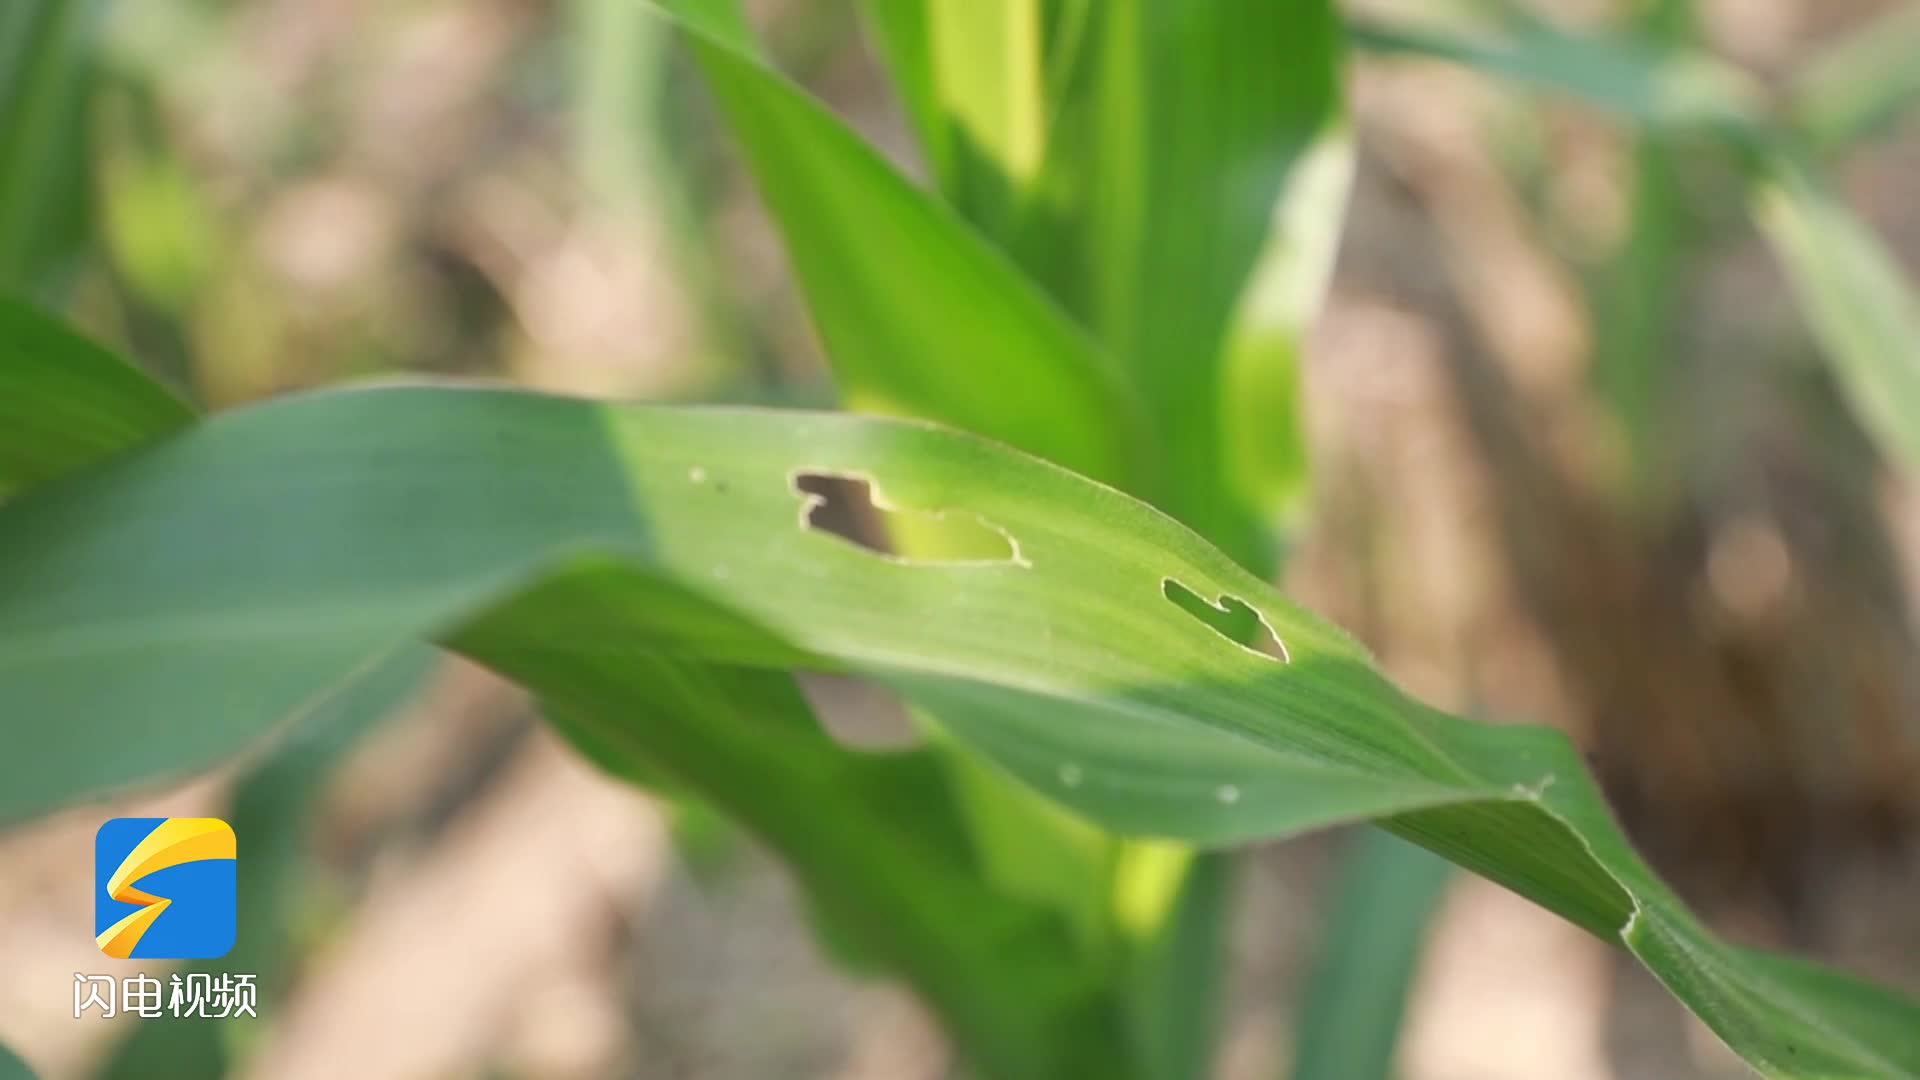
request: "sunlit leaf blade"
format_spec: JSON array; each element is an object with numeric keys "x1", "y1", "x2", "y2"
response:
[
  {"x1": 1121, "y1": 846, "x2": 1230, "y2": 1080},
  {"x1": 1215, "y1": 130, "x2": 1350, "y2": 536},
  {"x1": 1289, "y1": 830, "x2": 1449, "y2": 1080},
  {"x1": 926, "y1": 720, "x2": 1118, "y2": 942},
  {"x1": 655, "y1": 4, "x2": 1145, "y2": 489},
  {"x1": 856, "y1": 1, "x2": 1349, "y2": 570},
  {"x1": 855, "y1": 0, "x2": 1090, "y2": 277},
  {"x1": 0, "y1": 0, "x2": 100, "y2": 294},
  {"x1": 920, "y1": 0, "x2": 1048, "y2": 235},
  {"x1": 0, "y1": 296, "x2": 192, "y2": 497},
  {"x1": 1043, "y1": 1, "x2": 1348, "y2": 570},
  {"x1": 0, "y1": 385, "x2": 1915, "y2": 1077},
  {"x1": 1787, "y1": 3, "x2": 1920, "y2": 155}
]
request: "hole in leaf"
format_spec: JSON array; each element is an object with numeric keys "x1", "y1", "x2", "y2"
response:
[
  {"x1": 797, "y1": 673, "x2": 921, "y2": 751},
  {"x1": 794, "y1": 473, "x2": 884, "y2": 552},
  {"x1": 1163, "y1": 578, "x2": 1289, "y2": 662},
  {"x1": 792, "y1": 471, "x2": 1024, "y2": 565}
]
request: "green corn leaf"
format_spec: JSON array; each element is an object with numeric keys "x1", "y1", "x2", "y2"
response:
[
  {"x1": 662, "y1": 10, "x2": 1163, "y2": 1045},
  {"x1": 1346, "y1": 16, "x2": 1764, "y2": 139},
  {"x1": 1581, "y1": 2, "x2": 1698, "y2": 505},
  {"x1": 1350, "y1": 18, "x2": 1920, "y2": 477},
  {"x1": 1041, "y1": 0, "x2": 1349, "y2": 570},
  {"x1": 0, "y1": 279, "x2": 1125, "y2": 1076},
  {"x1": 645, "y1": 0, "x2": 755, "y2": 54},
  {"x1": 855, "y1": 1, "x2": 1349, "y2": 572},
  {"x1": 1588, "y1": 136, "x2": 1694, "y2": 500},
  {"x1": 0, "y1": 296, "x2": 192, "y2": 498},
  {"x1": 0, "y1": 0, "x2": 100, "y2": 295},
  {"x1": 1755, "y1": 160, "x2": 1920, "y2": 471},
  {"x1": 573, "y1": 0, "x2": 673, "y2": 207},
  {"x1": 856, "y1": 0, "x2": 946, "y2": 173},
  {"x1": 854, "y1": 0, "x2": 1079, "y2": 257},
  {"x1": 919, "y1": 0, "x2": 1049, "y2": 236},
  {"x1": 1121, "y1": 845, "x2": 1232, "y2": 1080},
  {"x1": 0, "y1": 384, "x2": 1916, "y2": 1078},
  {"x1": 1289, "y1": 830, "x2": 1451, "y2": 1080},
  {"x1": 850, "y1": 10, "x2": 1349, "y2": 1070},
  {"x1": 0, "y1": 1041, "x2": 37, "y2": 1080},
  {"x1": 522, "y1": 653, "x2": 1126, "y2": 1080},
  {"x1": 653, "y1": 1, "x2": 1146, "y2": 491}
]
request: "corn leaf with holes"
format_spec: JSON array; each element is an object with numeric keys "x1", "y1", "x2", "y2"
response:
[
  {"x1": 685, "y1": 8, "x2": 1352, "y2": 1071},
  {"x1": 1, "y1": 377, "x2": 1917, "y2": 1078}
]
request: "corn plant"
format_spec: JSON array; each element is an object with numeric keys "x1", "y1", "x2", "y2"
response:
[{"x1": 2, "y1": 2, "x2": 1919, "y2": 1079}]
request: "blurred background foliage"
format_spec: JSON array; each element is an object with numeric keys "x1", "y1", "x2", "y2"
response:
[{"x1": 2, "y1": 0, "x2": 1919, "y2": 1077}]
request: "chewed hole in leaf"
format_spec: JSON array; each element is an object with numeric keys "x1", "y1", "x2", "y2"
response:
[
  {"x1": 794, "y1": 472, "x2": 882, "y2": 551},
  {"x1": 797, "y1": 673, "x2": 922, "y2": 751},
  {"x1": 791, "y1": 470, "x2": 1026, "y2": 566},
  {"x1": 1163, "y1": 578, "x2": 1289, "y2": 662}
]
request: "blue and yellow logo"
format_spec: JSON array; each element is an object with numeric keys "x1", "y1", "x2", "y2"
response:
[{"x1": 94, "y1": 818, "x2": 236, "y2": 960}]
